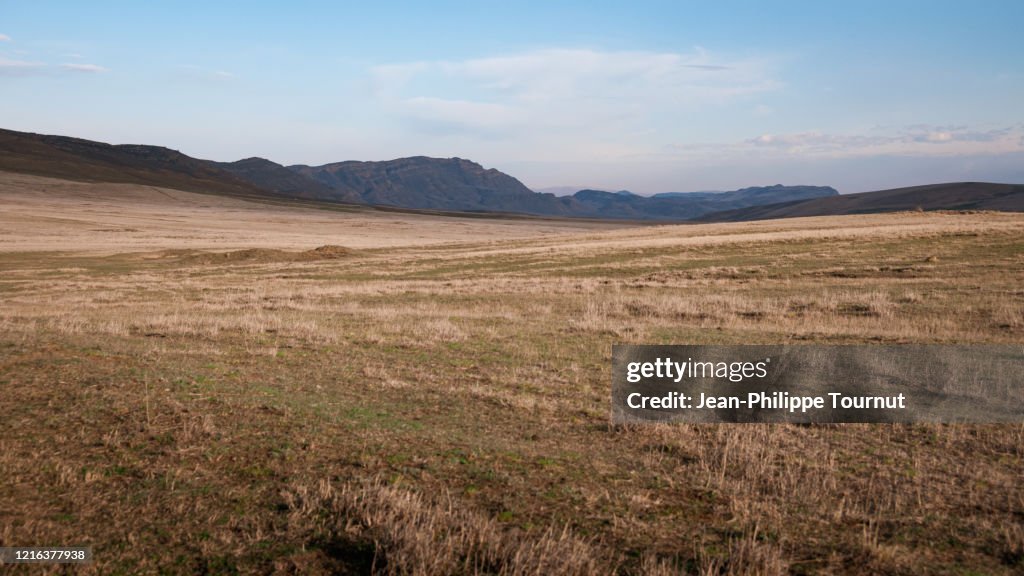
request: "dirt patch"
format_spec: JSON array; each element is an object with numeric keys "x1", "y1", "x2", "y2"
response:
[
  {"x1": 181, "y1": 248, "x2": 291, "y2": 264},
  {"x1": 173, "y1": 245, "x2": 355, "y2": 265},
  {"x1": 298, "y1": 245, "x2": 353, "y2": 260}
]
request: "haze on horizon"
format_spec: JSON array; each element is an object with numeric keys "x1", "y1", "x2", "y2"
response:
[{"x1": 1, "y1": 1, "x2": 1022, "y2": 194}]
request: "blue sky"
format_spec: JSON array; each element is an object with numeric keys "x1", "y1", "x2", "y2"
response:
[{"x1": 2, "y1": 1, "x2": 1022, "y2": 193}]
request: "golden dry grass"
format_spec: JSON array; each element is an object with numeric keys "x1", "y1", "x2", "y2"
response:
[
  {"x1": 0, "y1": 172, "x2": 626, "y2": 253},
  {"x1": 1, "y1": 174, "x2": 1023, "y2": 574}
]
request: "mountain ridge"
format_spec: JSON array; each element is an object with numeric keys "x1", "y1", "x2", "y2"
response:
[
  {"x1": 213, "y1": 157, "x2": 356, "y2": 202},
  {"x1": 4, "y1": 127, "x2": 1018, "y2": 222},
  {"x1": 0, "y1": 128, "x2": 273, "y2": 199},
  {"x1": 287, "y1": 156, "x2": 575, "y2": 214},
  {"x1": 284, "y1": 160, "x2": 838, "y2": 219}
]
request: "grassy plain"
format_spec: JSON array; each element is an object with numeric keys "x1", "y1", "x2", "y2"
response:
[{"x1": 1, "y1": 172, "x2": 1023, "y2": 574}]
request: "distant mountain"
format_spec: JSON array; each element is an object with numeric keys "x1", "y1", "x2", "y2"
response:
[
  {"x1": 0, "y1": 128, "x2": 271, "y2": 199},
  {"x1": 564, "y1": 185, "x2": 838, "y2": 220},
  {"x1": 281, "y1": 158, "x2": 838, "y2": 218},
  {"x1": 653, "y1": 185, "x2": 843, "y2": 204},
  {"x1": 213, "y1": 157, "x2": 357, "y2": 202},
  {"x1": 697, "y1": 182, "x2": 1024, "y2": 222},
  {"x1": 652, "y1": 191, "x2": 723, "y2": 198},
  {"x1": 533, "y1": 186, "x2": 587, "y2": 196},
  {"x1": 0, "y1": 128, "x2": 842, "y2": 220},
  {"x1": 8, "y1": 128, "x2": 1014, "y2": 224},
  {"x1": 289, "y1": 157, "x2": 577, "y2": 215}
]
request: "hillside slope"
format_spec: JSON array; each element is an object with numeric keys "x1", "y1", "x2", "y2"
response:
[
  {"x1": 0, "y1": 128, "x2": 272, "y2": 199},
  {"x1": 698, "y1": 182, "x2": 1024, "y2": 222}
]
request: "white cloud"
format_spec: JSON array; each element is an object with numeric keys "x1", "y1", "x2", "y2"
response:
[
  {"x1": 740, "y1": 125, "x2": 1024, "y2": 158},
  {"x1": 0, "y1": 56, "x2": 45, "y2": 76},
  {"x1": 361, "y1": 49, "x2": 1022, "y2": 191},
  {"x1": 176, "y1": 65, "x2": 236, "y2": 81},
  {"x1": 0, "y1": 33, "x2": 11, "y2": 42},
  {"x1": 61, "y1": 63, "x2": 109, "y2": 73},
  {"x1": 1, "y1": 58, "x2": 110, "y2": 76},
  {"x1": 370, "y1": 48, "x2": 779, "y2": 146}
]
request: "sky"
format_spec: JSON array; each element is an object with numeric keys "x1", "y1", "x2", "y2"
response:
[{"x1": 1, "y1": 1, "x2": 1023, "y2": 194}]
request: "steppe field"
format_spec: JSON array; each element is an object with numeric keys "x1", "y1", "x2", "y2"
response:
[{"x1": 2, "y1": 172, "x2": 1023, "y2": 575}]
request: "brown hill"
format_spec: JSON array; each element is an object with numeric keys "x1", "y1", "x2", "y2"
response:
[
  {"x1": 0, "y1": 128, "x2": 273, "y2": 199},
  {"x1": 698, "y1": 182, "x2": 1024, "y2": 222}
]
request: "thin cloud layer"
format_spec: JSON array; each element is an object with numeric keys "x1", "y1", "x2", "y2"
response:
[
  {"x1": 60, "y1": 63, "x2": 109, "y2": 73},
  {"x1": 0, "y1": 33, "x2": 109, "y2": 76},
  {"x1": 0, "y1": 56, "x2": 46, "y2": 76},
  {"x1": 372, "y1": 48, "x2": 779, "y2": 140},
  {"x1": 364, "y1": 47, "x2": 1023, "y2": 190},
  {"x1": 742, "y1": 125, "x2": 1024, "y2": 158},
  {"x1": 0, "y1": 51, "x2": 109, "y2": 76}
]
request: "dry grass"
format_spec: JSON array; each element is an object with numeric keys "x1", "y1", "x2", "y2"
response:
[
  {"x1": 1, "y1": 175, "x2": 1023, "y2": 573},
  {"x1": 0, "y1": 171, "x2": 625, "y2": 253},
  {"x1": 282, "y1": 478, "x2": 609, "y2": 575}
]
